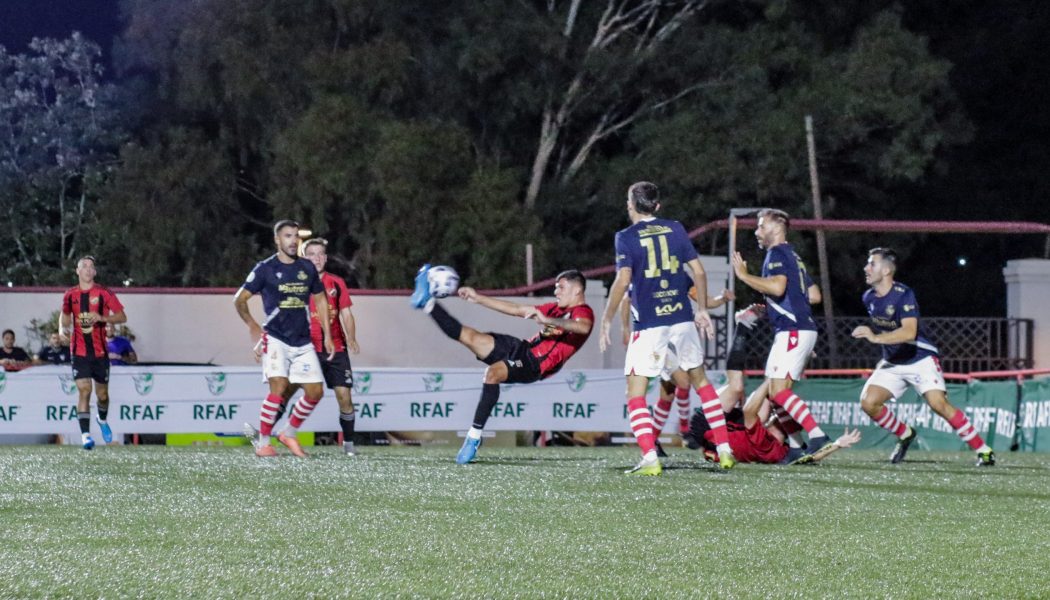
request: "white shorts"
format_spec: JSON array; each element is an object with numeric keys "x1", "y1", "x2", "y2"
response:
[
  {"x1": 764, "y1": 330, "x2": 817, "y2": 381},
  {"x1": 261, "y1": 334, "x2": 324, "y2": 384},
  {"x1": 625, "y1": 321, "x2": 704, "y2": 378},
  {"x1": 861, "y1": 356, "x2": 946, "y2": 400}
]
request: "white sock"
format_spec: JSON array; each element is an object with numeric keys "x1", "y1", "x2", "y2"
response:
[
  {"x1": 467, "y1": 427, "x2": 483, "y2": 440},
  {"x1": 787, "y1": 432, "x2": 806, "y2": 448},
  {"x1": 258, "y1": 435, "x2": 270, "y2": 447},
  {"x1": 81, "y1": 432, "x2": 91, "y2": 441},
  {"x1": 423, "y1": 298, "x2": 436, "y2": 313},
  {"x1": 977, "y1": 444, "x2": 991, "y2": 454},
  {"x1": 810, "y1": 427, "x2": 826, "y2": 438},
  {"x1": 282, "y1": 425, "x2": 299, "y2": 436},
  {"x1": 642, "y1": 450, "x2": 658, "y2": 462},
  {"x1": 716, "y1": 442, "x2": 732, "y2": 456}
]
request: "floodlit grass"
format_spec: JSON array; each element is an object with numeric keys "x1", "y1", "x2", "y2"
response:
[{"x1": 1, "y1": 445, "x2": 1049, "y2": 598}]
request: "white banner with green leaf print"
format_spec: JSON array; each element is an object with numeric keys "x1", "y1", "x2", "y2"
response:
[{"x1": 0, "y1": 365, "x2": 726, "y2": 435}]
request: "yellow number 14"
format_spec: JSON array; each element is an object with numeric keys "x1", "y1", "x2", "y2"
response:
[{"x1": 641, "y1": 235, "x2": 680, "y2": 278}]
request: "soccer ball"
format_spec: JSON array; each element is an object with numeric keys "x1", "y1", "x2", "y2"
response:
[{"x1": 428, "y1": 265, "x2": 460, "y2": 298}]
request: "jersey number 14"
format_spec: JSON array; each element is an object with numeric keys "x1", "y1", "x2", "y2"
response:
[{"x1": 640, "y1": 235, "x2": 680, "y2": 278}]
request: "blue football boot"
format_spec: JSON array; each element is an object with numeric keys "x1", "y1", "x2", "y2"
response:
[
  {"x1": 456, "y1": 436, "x2": 482, "y2": 464},
  {"x1": 82, "y1": 434, "x2": 95, "y2": 450},
  {"x1": 96, "y1": 417, "x2": 113, "y2": 444},
  {"x1": 410, "y1": 264, "x2": 432, "y2": 309}
]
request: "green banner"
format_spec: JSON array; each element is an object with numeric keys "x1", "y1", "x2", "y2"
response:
[{"x1": 747, "y1": 377, "x2": 1037, "y2": 452}]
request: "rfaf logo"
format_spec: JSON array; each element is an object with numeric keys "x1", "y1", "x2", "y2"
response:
[
  {"x1": 566, "y1": 372, "x2": 587, "y2": 393},
  {"x1": 205, "y1": 372, "x2": 227, "y2": 396},
  {"x1": 423, "y1": 373, "x2": 444, "y2": 392},
  {"x1": 353, "y1": 372, "x2": 372, "y2": 394},
  {"x1": 133, "y1": 373, "x2": 155, "y2": 396},
  {"x1": 58, "y1": 374, "x2": 77, "y2": 395}
]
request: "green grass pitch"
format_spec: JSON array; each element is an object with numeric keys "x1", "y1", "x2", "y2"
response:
[{"x1": 1, "y1": 445, "x2": 1049, "y2": 598}]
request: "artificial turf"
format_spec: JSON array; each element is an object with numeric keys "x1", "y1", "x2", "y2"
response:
[{"x1": 1, "y1": 445, "x2": 1048, "y2": 598}]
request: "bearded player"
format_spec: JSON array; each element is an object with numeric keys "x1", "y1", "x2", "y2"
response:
[{"x1": 234, "y1": 220, "x2": 334, "y2": 458}]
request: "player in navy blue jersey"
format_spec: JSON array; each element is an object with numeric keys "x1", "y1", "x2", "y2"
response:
[
  {"x1": 234, "y1": 220, "x2": 335, "y2": 458},
  {"x1": 852, "y1": 247, "x2": 995, "y2": 466},
  {"x1": 732, "y1": 208, "x2": 833, "y2": 460},
  {"x1": 600, "y1": 181, "x2": 735, "y2": 475}
]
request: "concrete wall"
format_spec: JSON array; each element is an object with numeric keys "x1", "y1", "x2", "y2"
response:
[
  {"x1": 0, "y1": 256, "x2": 733, "y2": 368},
  {"x1": 1004, "y1": 259, "x2": 1050, "y2": 369}
]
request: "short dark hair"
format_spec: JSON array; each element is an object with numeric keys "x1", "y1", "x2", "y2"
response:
[
  {"x1": 757, "y1": 208, "x2": 790, "y2": 230},
  {"x1": 273, "y1": 220, "x2": 300, "y2": 236},
  {"x1": 555, "y1": 269, "x2": 586, "y2": 291},
  {"x1": 2, "y1": 329, "x2": 14, "y2": 338},
  {"x1": 628, "y1": 182, "x2": 660, "y2": 215},
  {"x1": 869, "y1": 247, "x2": 898, "y2": 271},
  {"x1": 76, "y1": 255, "x2": 96, "y2": 266},
  {"x1": 301, "y1": 238, "x2": 327, "y2": 253}
]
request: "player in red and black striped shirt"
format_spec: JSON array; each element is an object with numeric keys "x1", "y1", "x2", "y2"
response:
[
  {"x1": 413, "y1": 268, "x2": 593, "y2": 465},
  {"x1": 59, "y1": 256, "x2": 127, "y2": 450}
]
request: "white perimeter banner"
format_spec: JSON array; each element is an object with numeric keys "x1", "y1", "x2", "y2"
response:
[{"x1": 0, "y1": 366, "x2": 726, "y2": 435}]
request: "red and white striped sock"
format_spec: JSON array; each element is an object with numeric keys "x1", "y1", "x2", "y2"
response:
[
  {"x1": 771, "y1": 389, "x2": 825, "y2": 438},
  {"x1": 651, "y1": 395, "x2": 673, "y2": 436},
  {"x1": 284, "y1": 395, "x2": 322, "y2": 434},
  {"x1": 675, "y1": 387, "x2": 691, "y2": 434},
  {"x1": 772, "y1": 405, "x2": 806, "y2": 448},
  {"x1": 627, "y1": 396, "x2": 656, "y2": 455},
  {"x1": 948, "y1": 409, "x2": 988, "y2": 452},
  {"x1": 872, "y1": 405, "x2": 909, "y2": 438},
  {"x1": 259, "y1": 394, "x2": 283, "y2": 437},
  {"x1": 696, "y1": 384, "x2": 728, "y2": 447}
]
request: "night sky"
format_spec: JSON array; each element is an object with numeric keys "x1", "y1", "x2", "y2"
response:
[{"x1": 2, "y1": 1, "x2": 1048, "y2": 314}]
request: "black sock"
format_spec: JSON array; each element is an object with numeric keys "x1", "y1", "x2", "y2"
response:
[
  {"x1": 472, "y1": 383, "x2": 501, "y2": 430},
  {"x1": 78, "y1": 411, "x2": 90, "y2": 434},
  {"x1": 339, "y1": 410, "x2": 356, "y2": 439},
  {"x1": 98, "y1": 405, "x2": 108, "y2": 421},
  {"x1": 429, "y1": 303, "x2": 463, "y2": 341}
]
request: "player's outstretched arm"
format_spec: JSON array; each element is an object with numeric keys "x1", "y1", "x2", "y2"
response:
[{"x1": 457, "y1": 287, "x2": 532, "y2": 318}]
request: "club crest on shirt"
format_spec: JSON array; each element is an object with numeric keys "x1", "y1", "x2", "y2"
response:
[
  {"x1": 297, "y1": 270, "x2": 308, "y2": 281},
  {"x1": 328, "y1": 288, "x2": 337, "y2": 296},
  {"x1": 90, "y1": 297, "x2": 99, "y2": 305},
  {"x1": 885, "y1": 305, "x2": 895, "y2": 316},
  {"x1": 903, "y1": 304, "x2": 915, "y2": 312}
]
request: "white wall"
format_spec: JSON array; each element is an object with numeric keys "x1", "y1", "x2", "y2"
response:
[
  {"x1": 0, "y1": 256, "x2": 731, "y2": 368},
  {"x1": 1004, "y1": 259, "x2": 1050, "y2": 369}
]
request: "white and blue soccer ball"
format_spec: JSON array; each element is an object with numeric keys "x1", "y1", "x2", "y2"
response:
[{"x1": 428, "y1": 265, "x2": 460, "y2": 298}]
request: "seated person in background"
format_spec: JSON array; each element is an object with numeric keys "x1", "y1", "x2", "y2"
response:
[
  {"x1": 1, "y1": 329, "x2": 32, "y2": 370},
  {"x1": 35, "y1": 332, "x2": 71, "y2": 365},
  {"x1": 105, "y1": 323, "x2": 137, "y2": 365}
]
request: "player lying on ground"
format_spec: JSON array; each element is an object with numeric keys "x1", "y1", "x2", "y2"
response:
[
  {"x1": 690, "y1": 383, "x2": 862, "y2": 464},
  {"x1": 412, "y1": 266, "x2": 593, "y2": 464}
]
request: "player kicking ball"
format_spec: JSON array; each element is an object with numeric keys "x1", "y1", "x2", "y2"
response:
[{"x1": 410, "y1": 265, "x2": 593, "y2": 464}]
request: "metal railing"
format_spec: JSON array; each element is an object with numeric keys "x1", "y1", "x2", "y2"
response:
[{"x1": 703, "y1": 317, "x2": 1033, "y2": 373}]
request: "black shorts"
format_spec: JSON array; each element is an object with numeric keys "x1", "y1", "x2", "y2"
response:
[
  {"x1": 319, "y1": 351, "x2": 354, "y2": 390},
  {"x1": 480, "y1": 333, "x2": 542, "y2": 384},
  {"x1": 72, "y1": 355, "x2": 110, "y2": 384},
  {"x1": 725, "y1": 327, "x2": 751, "y2": 372}
]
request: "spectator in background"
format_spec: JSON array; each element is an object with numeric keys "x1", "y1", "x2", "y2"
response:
[
  {"x1": 105, "y1": 322, "x2": 137, "y2": 365},
  {"x1": 1, "y1": 329, "x2": 32, "y2": 370},
  {"x1": 35, "y1": 332, "x2": 71, "y2": 365}
]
